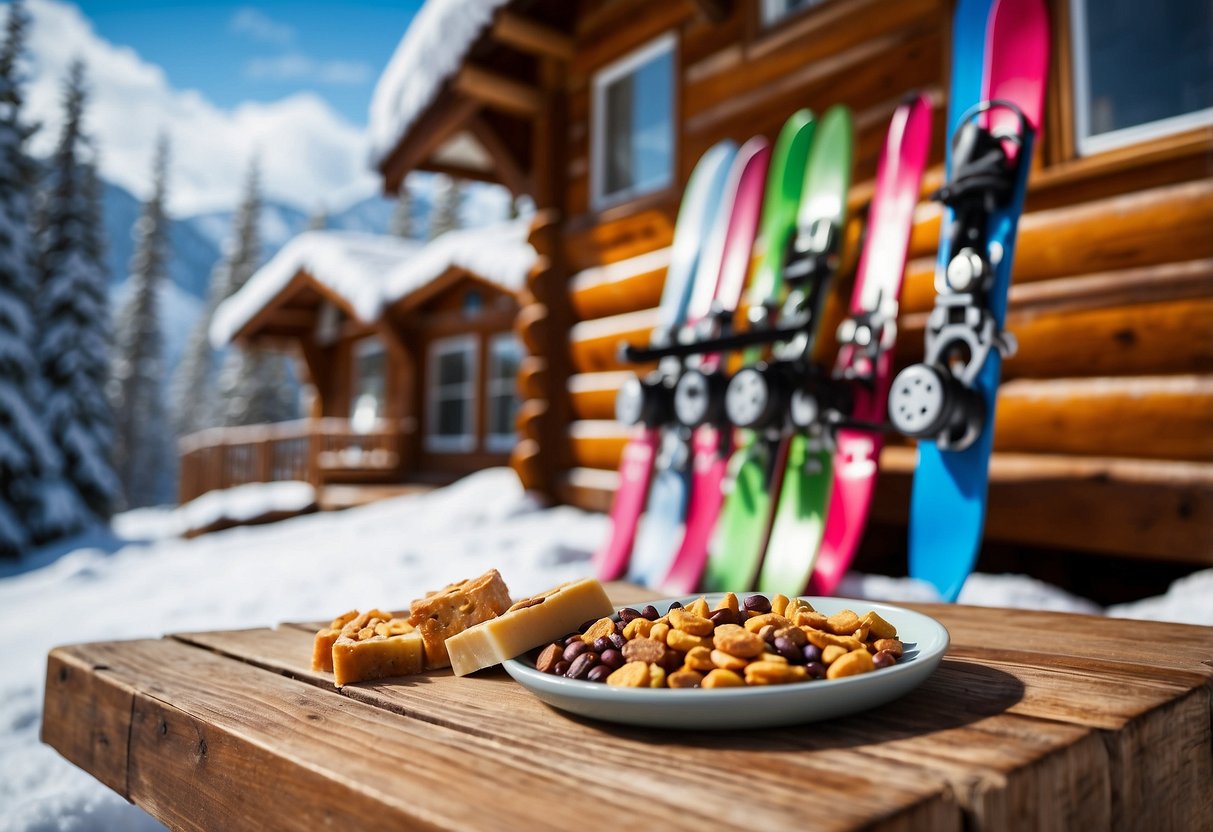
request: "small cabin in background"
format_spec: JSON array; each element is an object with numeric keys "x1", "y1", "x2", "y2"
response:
[
  {"x1": 366, "y1": 0, "x2": 1212, "y2": 596},
  {"x1": 179, "y1": 222, "x2": 532, "y2": 512}
]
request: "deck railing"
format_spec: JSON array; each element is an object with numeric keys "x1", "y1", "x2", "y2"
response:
[{"x1": 178, "y1": 418, "x2": 405, "y2": 505}]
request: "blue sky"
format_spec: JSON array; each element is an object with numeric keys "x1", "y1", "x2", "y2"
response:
[
  {"x1": 74, "y1": 1, "x2": 420, "y2": 127},
  {"x1": 18, "y1": 0, "x2": 430, "y2": 214}
]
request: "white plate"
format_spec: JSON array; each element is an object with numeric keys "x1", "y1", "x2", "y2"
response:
[{"x1": 501, "y1": 595, "x2": 949, "y2": 730}]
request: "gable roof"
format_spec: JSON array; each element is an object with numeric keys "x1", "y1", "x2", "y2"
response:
[
  {"x1": 210, "y1": 220, "x2": 535, "y2": 348},
  {"x1": 368, "y1": 0, "x2": 515, "y2": 169}
]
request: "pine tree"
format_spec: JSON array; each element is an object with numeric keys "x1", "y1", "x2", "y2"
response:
[
  {"x1": 214, "y1": 160, "x2": 297, "y2": 427},
  {"x1": 170, "y1": 259, "x2": 227, "y2": 438},
  {"x1": 390, "y1": 178, "x2": 414, "y2": 239},
  {"x1": 427, "y1": 174, "x2": 462, "y2": 240},
  {"x1": 0, "y1": 0, "x2": 88, "y2": 553},
  {"x1": 34, "y1": 60, "x2": 118, "y2": 520},
  {"x1": 108, "y1": 135, "x2": 171, "y2": 510}
]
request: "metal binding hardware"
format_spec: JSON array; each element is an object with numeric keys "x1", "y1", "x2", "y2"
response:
[
  {"x1": 837, "y1": 288, "x2": 898, "y2": 384},
  {"x1": 888, "y1": 99, "x2": 1031, "y2": 451}
]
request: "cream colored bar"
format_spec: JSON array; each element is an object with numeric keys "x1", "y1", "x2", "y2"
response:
[{"x1": 445, "y1": 578, "x2": 616, "y2": 676}]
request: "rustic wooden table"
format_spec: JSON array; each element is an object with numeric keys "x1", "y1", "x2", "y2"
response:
[{"x1": 42, "y1": 583, "x2": 1213, "y2": 831}]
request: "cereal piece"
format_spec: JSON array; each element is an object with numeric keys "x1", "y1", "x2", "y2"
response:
[
  {"x1": 784, "y1": 598, "x2": 813, "y2": 619},
  {"x1": 622, "y1": 637, "x2": 669, "y2": 665},
  {"x1": 873, "y1": 638, "x2": 904, "y2": 658},
  {"x1": 650, "y1": 622, "x2": 671, "y2": 643},
  {"x1": 853, "y1": 624, "x2": 870, "y2": 642},
  {"x1": 648, "y1": 663, "x2": 667, "y2": 688},
  {"x1": 710, "y1": 649, "x2": 749, "y2": 672},
  {"x1": 826, "y1": 648, "x2": 875, "y2": 679},
  {"x1": 862, "y1": 611, "x2": 898, "y2": 640},
  {"x1": 623, "y1": 618, "x2": 654, "y2": 640},
  {"x1": 821, "y1": 644, "x2": 848, "y2": 665},
  {"x1": 796, "y1": 610, "x2": 830, "y2": 630},
  {"x1": 669, "y1": 608, "x2": 714, "y2": 636},
  {"x1": 581, "y1": 617, "x2": 617, "y2": 644},
  {"x1": 701, "y1": 668, "x2": 744, "y2": 688},
  {"x1": 771, "y1": 594, "x2": 790, "y2": 617},
  {"x1": 668, "y1": 669, "x2": 703, "y2": 689},
  {"x1": 408, "y1": 569, "x2": 513, "y2": 669},
  {"x1": 712, "y1": 624, "x2": 765, "y2": 658},
  {"x1": 714, "y1": 592, "x2": 740, "y2": 613},
  {"x1": 824, "y1": 610, "x2": 862, "y2": 636},
  {"x1": 607, "y1": 661, "x2": 651, "y2": 687},
  {"x1": 311, "y1": 609, "x2": 360, "y2": 672},
  {"x1": 683, "y1": 646, "x2": 715, "y2": 672},
  {"x1": 802, "y1": 628, "x2": 866, "y2": 652},
  {"x1": 759, "y1": 652, "x2": 788, "y2": 664},
  {"x1": 744, "y1": 661, "x2": 806, "y2": 685},
  {"x1": 686, "y1": 597, "x2": 712, "y2": 618},
  {"x1": 666, "y1": 629, "x2": 712, "y2": 653},
  {"x1": 744, "y1": 613, "x2": 792, "y2": 634}
]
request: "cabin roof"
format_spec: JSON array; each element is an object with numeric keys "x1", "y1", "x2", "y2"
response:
[
  {"x1": 210, "y1": 220, "x2": 535, "y2": 347},
  {"x1": 367, "y1": 0, "x2": 515, "y2": 169}
]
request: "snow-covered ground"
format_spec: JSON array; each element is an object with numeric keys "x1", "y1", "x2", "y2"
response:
[{"x1": 1, "y1": 468, "x2": 1209, "y2": 831}]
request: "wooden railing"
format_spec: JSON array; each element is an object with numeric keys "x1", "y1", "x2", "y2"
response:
[{"x1": 178, "y1": 418, "x2": 406, "y2": 505}]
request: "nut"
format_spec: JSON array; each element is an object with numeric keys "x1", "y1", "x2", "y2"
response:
[
  {"x1": 709, "y1": 649, "x2": 749, "y2": 672},
  {"x1": 667, "y1": 629, "x2": 712, "y2": 653},
  {"x1": 667, "y1": 669, "x2": 703, "y2": 688},
  {"x1": 873, "y1": 638, "x2": 904, "y2": 658},
  {"x1": 771, "y1": 594, "x2": 790, "y2": 617},
  {"x1": 821, "y1": 644, "x2": 848, "y2": 665},
  {"x1": 713, "y1": 592, "x2": 740, "y2": 613},
  {"x1": 744, "y1": 613, "x2": 792, "y2": 634},
  {"x1": 535, "y1": 643, "x2": 562, "y2": 674},
  {"x1": 622, "y1": 637, "x2": 668, "y2": 665},
  {"x1": 684, "y1": 646, "x2": 715, "y2": 672}
]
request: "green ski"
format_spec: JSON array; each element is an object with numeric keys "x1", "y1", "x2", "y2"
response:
[
  {"x1": 699, "y1": 109, "x2": 815, "y2": 592},
  {"x1": 712, "y1": 105, "x2": 854, "y2": 593}
]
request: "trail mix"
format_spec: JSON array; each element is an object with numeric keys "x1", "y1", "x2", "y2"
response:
[{"x1": 530, "y1": 593, "x2": 904, "y2": 688}]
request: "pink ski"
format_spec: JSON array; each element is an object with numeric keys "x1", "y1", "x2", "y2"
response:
[{"x1": 808, "y1": 95, "x2": 933, "y2": 596}]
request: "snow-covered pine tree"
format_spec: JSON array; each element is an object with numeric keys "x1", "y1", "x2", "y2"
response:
[
  {"x1": 34, "y1": 59, "x2": 119, "y2": 520},
  {"x1": 108, "y1": 135, "x2": 171, "y2": 510},
  {"x1": 427, "y1": 174, "x2": 462, "y2": 240},
  {"x1": 170, "y1": 259, "x2": 226, "y2": 438},
  {"x1": 390, "y1": 177, "x2": 413, "y2": 239},
  {"x1": 0, "y1": 0, "x2": 89, "y2": 553},
  {"x1": 215, "y1": 160, "x2": 296, "y2": 427}
]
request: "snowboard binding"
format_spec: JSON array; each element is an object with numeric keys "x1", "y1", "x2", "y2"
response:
[{"x1": 889, "y1": 100, "x2": 1029, "y2": 451}]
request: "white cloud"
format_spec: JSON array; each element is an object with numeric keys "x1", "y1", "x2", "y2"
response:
[
  {"x1": 229, "y1": 7, "x2": 295, "y2": 46},
  {"x1": 22, "y1": 0, "x2": 380, "y2": 216},
  {"x1": 245, "y1": 52, "x2": 372, "y2": 85}
]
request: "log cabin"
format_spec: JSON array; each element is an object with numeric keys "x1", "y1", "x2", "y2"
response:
[
  {"x1": 181, "y1": 222, "x2": 532, "y2": 509},
  {"x1": 364, "y1": 0, "x2": 1213, "y2": 594}
]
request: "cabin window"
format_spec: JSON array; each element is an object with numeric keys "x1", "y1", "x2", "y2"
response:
[
  {"x1": 350, "y1": 337, "x2": 386, "y2": 434},
  {"x1": 591, "y1": 33, "x2": 675, "y2": 209},
  {"x1": 1070, "y1": 0, "x2": 1213, "y2": 155},
  {"x1": 426, "y1": 334, "x2": 477, "y2": 453},
  {"x1": 760, "y1": 0, "x2": 826, "y2": 26},
  {"x1": 485, "y1": 334, "x2": 522, "y2": 452}
]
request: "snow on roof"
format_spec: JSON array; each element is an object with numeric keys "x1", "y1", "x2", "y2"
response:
[
  {"x1": 210, "y1": 231, "x2": 422, "y2": 348},
  {"x1": 210, "y1": 220, "x2": 535, "y2": 348},
  {"x1": 382, "y1": 218, "x2": 535, "y2": 305},
  {"x1": 368, "y1": 0, "x2": 514, "y2": 168}
]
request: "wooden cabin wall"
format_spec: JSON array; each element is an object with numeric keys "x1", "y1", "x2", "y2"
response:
[{"x1": 509, "y1": 0, "x2": 1213, "y2": 568}]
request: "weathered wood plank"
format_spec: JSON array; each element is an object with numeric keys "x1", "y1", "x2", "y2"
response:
[{"x1": 42, "y1": 649, "x2": 134, "y2": 796}]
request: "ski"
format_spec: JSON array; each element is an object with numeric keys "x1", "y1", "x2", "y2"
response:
[
  {"x1": 888, "y1": 0, "x2": 1049, "y2": 600},
  {"x1": 659, "y1": 110, "x2": 817, "y2": 595},
  {"x1": 806, "y1": 94, "x2": 934, "y2": 596},
  {"x1": 704, "y1": 105, "x2": 853, "y2": 593},
  {"x1": 592, "y1": 140, "x2": 737, "y2": 580},
  {"x1": 626, "y1": 137, "x2": 771, "y2": 587}
]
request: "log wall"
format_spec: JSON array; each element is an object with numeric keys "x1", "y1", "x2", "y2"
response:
[{"x1": 510, "y1": 0, "x2": 1213, "y2": 565}]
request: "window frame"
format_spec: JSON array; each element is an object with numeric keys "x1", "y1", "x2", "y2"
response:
[
  {"x1": 1068, "y1": 0, "x2": 1213, "y2": 157},
  {"x1": 484, "y1": 333, "x2": 522, "y2": 453},
  {"x1": 349, "y1": 335, "x2": 387, "y2": 432},
  {"x1": 425, "y1": 334, "x2": 479, "y2": 454},
  {"x1": 590, "y1": 32, "x2": 678, "y2": 212}
]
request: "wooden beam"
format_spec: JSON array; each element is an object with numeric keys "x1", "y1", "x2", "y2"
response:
[
  {"x1": 690, "y1": 0, "x2": 731, "y2": 23},
  {"x1": 491, "y1": 12, "x2": 574, "y2": 61},
  {"x1": 465, "y1": 114, "x2": 531, "y2": 196},
  {"x1": 379, "y1": 97, "x2": 480, "y2": 193},
  {"x1": 453, "y1": 65, "x2": 542, "y2": 118}
]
